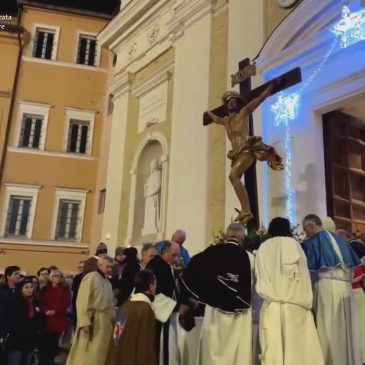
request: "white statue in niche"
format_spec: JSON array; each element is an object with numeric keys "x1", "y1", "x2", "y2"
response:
[{"x1": 142, "y1": 159, "x2": 162, "y2": 235}]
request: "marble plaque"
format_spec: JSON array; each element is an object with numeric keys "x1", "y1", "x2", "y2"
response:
[{"x1": 138, "y1": 81, "x2": 168, "y2": 132}]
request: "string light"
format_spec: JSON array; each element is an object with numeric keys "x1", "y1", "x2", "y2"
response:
[
  {"x1": 268, "y1": 9, "x2": 346, "y2": 223},
  {"x1": 271, "y1": 36, "x2": 339, "y2": 126},
  {"x1": 271, "y1": 93, "x2": 299, "y2": 126},
  {"x1": 284, "y1": 126, "x2": 296, "y2": 222},
  {"x1": 331, "y1": 6, "x2": 365, "y2": 48}
]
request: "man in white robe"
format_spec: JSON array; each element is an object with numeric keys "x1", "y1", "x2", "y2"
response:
[
  {"x1": 255, "y1": 217, "x2": 323, "y2": 365},
  {"x1": 182, "y1": 223, "x2": 252, "y2": 365},
  {"x1": 66, "y1": 256, "x2": 115, "y2": 365},
  {"x1": 248, "y1": 249, "x2": 263, "y2": 365},
  {"x1": 302, "y1": 214, "x2": 362, "y2": 365}
]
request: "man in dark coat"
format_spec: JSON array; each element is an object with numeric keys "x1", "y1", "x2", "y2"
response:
[
  {"x1": 182, "y1": 223, "x2": 252, "y2": 365},
  {"x1": 105, "y1": 269, "x2": 158, "y2": 365},
  {"x1": 0, "y1": 266, "x2": 21, "y2": 365},
  {"x1": 146, "y1": 241, "x2": 181, "y2": 365},
  {"x1": 115, "y1": 247, "x2": 141, "y2": 306},
  {"x1": 82, "y1": 242, "x2": 108, "y2": 276},
  {"x1": 71, "y1": 260, "x2": 85, "y2": 328}
]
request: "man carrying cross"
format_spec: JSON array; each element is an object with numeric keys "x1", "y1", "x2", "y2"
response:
[{"x1": 204, "y1": 80, "x2": 284, "y2": 224}]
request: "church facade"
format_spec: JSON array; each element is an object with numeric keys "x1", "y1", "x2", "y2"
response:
[
  {"x1": 98, "y1": 0, "x2": 365, "y2": 255},
  {"x1": 98, "y1": 0, "x2": 296, "y2": 254},
  {"x1": 256, "y1": 0, "x2": 365, "y2": 237}
]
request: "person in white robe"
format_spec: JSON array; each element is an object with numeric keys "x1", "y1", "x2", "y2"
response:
[
  {"x1": 302, "y1": 214, "x2": 362, "y2": 365},
  {"x1": 66, "y1": 256, "x2": 115, "y2": 365},
  {"x1": 255, "y1": 217, "x2": 323, "y2": 365},
  {"x1": 326, "y1": 218, "x2": 365, "y2": 364},
  {"x1": 246, "y1": 248, "x2": 262, "y2": 365},
  {"x1": 182, "y1": 223, "x2": 252, "y2": 365},
  {"x1": 352, "y1": 265, "x2": 365, "y2": 364}
]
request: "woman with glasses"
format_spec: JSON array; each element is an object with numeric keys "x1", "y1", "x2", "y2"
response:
[{"x1": 39, "y1": 270, "x2": 71, "y2": 365}]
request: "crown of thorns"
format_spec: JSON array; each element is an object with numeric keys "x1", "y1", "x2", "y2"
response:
[{"x1": 221, "y1": 91, "x2": 245, "y2": 104}]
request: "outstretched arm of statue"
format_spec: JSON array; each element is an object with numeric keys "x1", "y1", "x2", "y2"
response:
[
  {"x1": 203, "y1": 111, "x2": 226, "y2": 125},
  {"x1": 242, "y1": 78, "x2": 280, "y2": 115}
]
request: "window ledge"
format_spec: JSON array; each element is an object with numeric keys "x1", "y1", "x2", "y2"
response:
[
  {"x1": 7, "y1": 147, "x2": 98, "y2": 160},
  {"x1": 0, "y1": 237, "x2": 89, "y2": 249},
  {"x1": 22, "y1": 56, "x2": 107, "y2": 73}
]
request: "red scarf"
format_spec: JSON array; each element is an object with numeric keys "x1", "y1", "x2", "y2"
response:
[{"x1": 25, "y1": 296, "x2": 35, "y2": 318}]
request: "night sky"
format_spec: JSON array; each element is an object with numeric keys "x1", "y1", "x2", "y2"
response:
[{"x1": 0, "y1": 0, "x2": 121, "y2": 16}]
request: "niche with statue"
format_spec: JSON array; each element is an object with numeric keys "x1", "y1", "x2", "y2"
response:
[{"x1": 132, "y1": 139, "x2": 166, "y2": 242}]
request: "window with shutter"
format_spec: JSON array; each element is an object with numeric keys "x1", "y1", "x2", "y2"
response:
[
  {"x1": 55, "y1": 199, "x2": 81, "y2": 240},
  {"x1": 18, "y1": 114, "x2": 43, "y2": 148},
  {"x1": 32, "y1": 28, "x2": 56, "y2": 60},
  {"x1": 67, "y1": 119, "x2": 90, "y2": 154},
  {"x1": 98, "y1": 189, "x2": 106, "y2": 214},
  {"x1": 77, "y1": 34, "x2": 97, "y2": 66},
  {"x1": 5, "y1": 196, "x2": 32, "y2": 237}
]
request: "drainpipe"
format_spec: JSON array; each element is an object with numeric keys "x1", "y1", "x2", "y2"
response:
[{"x1": 0, "y1": 7, "x2": 24, "y2": 186}]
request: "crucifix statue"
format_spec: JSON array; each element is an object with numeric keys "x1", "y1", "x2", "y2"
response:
[{"x1": 203, "y1": 61, "x2": 301, "y2": 225}]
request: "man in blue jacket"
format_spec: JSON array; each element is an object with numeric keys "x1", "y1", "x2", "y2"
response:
[{"x1": 302, "y1": 214, "x2": 361, "y2": 365}]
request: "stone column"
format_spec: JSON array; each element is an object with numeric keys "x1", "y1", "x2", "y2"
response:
[
  {"x1": 102, "y1": 72, "x2": 134, "y2": 251},
  {"x1": 165, "y1": 0, "x2": 213, "y2": 254}
]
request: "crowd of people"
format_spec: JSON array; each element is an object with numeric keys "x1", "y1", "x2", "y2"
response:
[{"x1": 0, "y1": 221, "x2": 364, "y2": 365}]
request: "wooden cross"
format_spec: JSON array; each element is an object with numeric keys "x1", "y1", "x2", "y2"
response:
[{"x1": 203, "y1": 59, "x2": 302, "y2": 228}]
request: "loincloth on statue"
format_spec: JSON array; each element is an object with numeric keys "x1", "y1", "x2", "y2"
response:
[{"x1": 227, "y1": 136, "x2": 284, "y2": 170}]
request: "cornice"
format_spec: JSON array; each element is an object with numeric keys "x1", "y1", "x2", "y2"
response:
[
  {"x1": 110, "y1": 72, "x2": 135, "y2": 98},
  {"x1": 98, "y1": 0, "x2": 162, "y2": 48},
  {"x1": 0, "y1": 238, "x2": 89, "y2": 249},
  {"x1": 256, "y1": 0, "x2": 341, "y2": 72},
  {"x1": 132, "y1": 61, "x2": 174, "y2": 97},
  {"x1": 257, "y1": 26, "x2": 330, "y2": 75},
  {"x1": 99, "y1": 0, "x2": 217, "y2": 75},
  {"x1": 4, "y1": 183, "x2": 42, "y2": 189},
  {"x1": 168, "y1": 0, "x2": 215, "y2": 42}
]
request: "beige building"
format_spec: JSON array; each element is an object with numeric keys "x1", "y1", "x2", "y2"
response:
[
  {"x1": 97, "y1": 0, "x2": 298, "y2": 255},
  {"x1": 0, "y1": 0, "x2": 118, "y2": 273},
  {"x1": 0, "y1": 7, "x2": 20, "y2": 179}
]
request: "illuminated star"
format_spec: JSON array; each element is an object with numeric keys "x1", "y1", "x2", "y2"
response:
[
  {"x1": 271, "y1": 93, "x2": 299, "y2": 126},
  {"x1": 331, "y1": 6, "x2": 365, "y2": 48}
]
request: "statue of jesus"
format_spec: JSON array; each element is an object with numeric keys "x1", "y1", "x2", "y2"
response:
[{"x1": 204, "y1": 81, "x2": 284, "y2": 224}]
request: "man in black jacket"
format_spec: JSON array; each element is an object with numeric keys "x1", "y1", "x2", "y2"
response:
[
  {"x1": 182, "y1": 223, "x2": 252, "y2": 365},
  {"x1": 146, "y1": 241, "x2": 180, "y2": 365},
  {"x1": 0, "y1": 266, "x2": 21, "y2": 365}
]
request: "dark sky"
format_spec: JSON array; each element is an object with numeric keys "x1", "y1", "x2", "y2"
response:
[
  {"x1": 0, "y1": 0, "x2": 121, "y2": 16},
  {"x1": 0, "y1": 0, "x2": 18, "y2": 15}
]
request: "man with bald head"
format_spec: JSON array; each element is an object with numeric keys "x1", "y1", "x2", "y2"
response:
[
  {"x1": 182, "y1": 223, "x2": 252, "y2": 365},
  {"x1": 171, "y1": 229, "x2": 190, "y2": 268}
]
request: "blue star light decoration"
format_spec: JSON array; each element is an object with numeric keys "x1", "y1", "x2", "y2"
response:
[
  {"x1": 270, "y1": 92, "x2": 299, "y2": 223},
  {"x1": 331, "y1": 6, "x2": 365, "y2": 48},
  {"x1": 270, "y1": 92, "x2": 299, "y2": 126}
]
